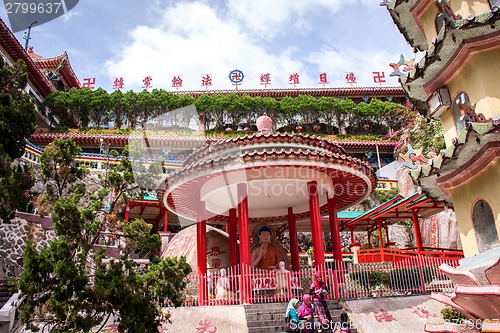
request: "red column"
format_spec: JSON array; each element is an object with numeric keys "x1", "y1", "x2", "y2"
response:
[
  {"x1": 412, "y1": 209, "x2": 424, "y2": 253},
  {"x1": 350, "y1": 226, "x2": 355, "y2": 244},
  {"x1": 287, "y1": 207, "x2": 300, "y2": 271},
  {"x1": 237, "y1": 183, "x2": 252, "y2": 304},
  {"x1": 196, "y1": 203, "x2": 208, "y2": 306},
  {"x1": 377, "y1": 220, "x2": 384, "y2": 248},
  {"x1": 328, "y1": 195, "x2": 343, "y2": 262},
  {"x1": 163, "y1": 207, "x2": 168, "y2": 232},
  {"x1": 228, "y1": 208, "x2": 238, "y2": 269},
  {"x1": 308, "y1": 181, "x2": 325, "y2": 268},
  {"x1": 367, "y1": 230, "x2": 372, "y2": 248},
  {"x1": 377, "y1": 219, "x2": 384, "y2": 262}
]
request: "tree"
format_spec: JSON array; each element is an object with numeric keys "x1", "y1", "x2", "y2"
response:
[
  {"x1": 0, "y1": 57, "x2": 37, "y2": 221},
  {"x1": 19, "y1": 138, "x2": 191, "y2": 333}
]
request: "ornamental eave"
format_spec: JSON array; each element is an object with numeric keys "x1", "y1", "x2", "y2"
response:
[{"x1": 400, "y1": 20, "x2": 500, "y2": 108}]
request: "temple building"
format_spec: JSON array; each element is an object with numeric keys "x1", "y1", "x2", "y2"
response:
[
  {"x1": 383, "y1": 0, "x2": 500, "y2": 327},
  {"x1": 0, "y1": 18, "x2": 79, "y2": 128}
]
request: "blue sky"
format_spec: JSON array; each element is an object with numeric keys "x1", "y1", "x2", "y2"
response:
[{"x1": 1, "y1": 0, "x2": 415, "y2": 92}]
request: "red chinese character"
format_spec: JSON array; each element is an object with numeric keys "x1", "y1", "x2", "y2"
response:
[
  {"x1": 196, "y1": 319, "x2": 217, "y2": 333},
  {"x1": 172, "y1": 75, "x2": 183, "y2": 88},
  {"x1": 373, "y1": 72, "x2": 386, "y2": 84},
  {"x1": 374, "y1": 309, "x2": 397, "y2": 323},
  {"x1": 289, "y1": 73, "x2": 300, "y2": 86},
  {"x1": 211, "y1": 258, "x2": 221, "y2": 268},
  {"x1": 345, "y1": 72, "x2": 357, "y2": 84},
  {"x1": 207, "y1": 246, "x2": 225, "y2": 256},
  {"x1": 319, "y1": 72, "x2": 328, "y2": 85},
  {"x1": 230, "y1": 71, "x2": 243, "y2": 82},
  {"x1": 112, "y1": 77, "x2": 124, "y2": 90},
  {"x1": 411, "y1": 305, "x2": 437, "y2": 319},
  {"x1": 260, "y1": 73, "x2": 271, "y2": 88},
  {"x1": 82, "y1": 78, "x2": 96, "y2": 89},
  {"x1": 142, "y1": 76, "x2": 153, "y2": 89},
  {"x1": 201, "y1": 74, "x2": 212, "y2": 88}
]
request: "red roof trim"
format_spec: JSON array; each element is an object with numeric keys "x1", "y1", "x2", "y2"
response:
[{"x1": 0, "y1": 19, "x2": 54, "y2": 97}]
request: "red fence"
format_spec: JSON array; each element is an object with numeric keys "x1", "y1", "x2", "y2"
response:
[{"x1": 181, "y1": 254, "x2": 462, "y2": 306}]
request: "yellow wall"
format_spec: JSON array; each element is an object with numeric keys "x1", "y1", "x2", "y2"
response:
[
  {"x1": 420, "y1": 0, "x2": 492, "y2": 48},
  {"x1": 452, "y1": 0, "x2": 491, "y2": 17},
  {"x1": 439, "y1": 49, "x2": 500, "y2": 146},
  {"x1": 449, "y1": 161, "x2": 500, "y2": 257},
  {"x1": 421, "y1": 5, "x2": 440, "y2": 47}
]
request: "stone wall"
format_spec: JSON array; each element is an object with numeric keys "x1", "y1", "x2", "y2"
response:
[{"x1": 0, "y1": 218, "x2": 55, "y2": 277}]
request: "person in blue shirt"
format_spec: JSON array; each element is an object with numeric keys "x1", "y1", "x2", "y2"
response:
[{"x1": 285, "y1": 298, "x2": 300, "y2": 333}]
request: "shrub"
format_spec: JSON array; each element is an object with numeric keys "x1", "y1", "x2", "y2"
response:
[{"x1": 441, "y1": 306, "x2": 467, "y2": 322}]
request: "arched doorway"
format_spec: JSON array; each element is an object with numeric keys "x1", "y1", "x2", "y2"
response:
[{"x1": 472, "y1": 200, "x2": 499, "y2": 252}]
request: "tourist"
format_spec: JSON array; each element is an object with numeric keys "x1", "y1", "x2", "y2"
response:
[
  {"x1": 310, "y1": 272, "x2": 331, "y2": 331},
  {"x1": 297, "y1": 294, "x2": 316, "y2": 333},
  {"x1": 339, "y1": 312, "x2": 351, "y2": 333},
  {"x1": 251, "y1": 226, "x2": 282, "y2": 270},
  {"x1": 285, "y1": 298, "x2": 300, "y2": 333}
]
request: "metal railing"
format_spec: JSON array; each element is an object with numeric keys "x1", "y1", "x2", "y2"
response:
[{"x1": 181, "y1": 254, "x2": 460, "y2": 306}]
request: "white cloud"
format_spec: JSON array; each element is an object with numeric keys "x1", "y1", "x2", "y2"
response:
[
  {"x1": 104, "y1": 0, "x2": 410, "y2": 91},
  {"x1": 226, "y1": 0, "x2": 347, "y2": 39}
]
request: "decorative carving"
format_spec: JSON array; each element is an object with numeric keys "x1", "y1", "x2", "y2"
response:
[
  {"x1": 458, "y1": 101, "x2": 490, "y2": 123},
  {"x1": 389, "y1": 54, "x2": 415, "y2": 77}
]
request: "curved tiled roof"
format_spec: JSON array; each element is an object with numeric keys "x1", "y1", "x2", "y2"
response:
[
  {"x1": 164, "y1": 132, "x2": 376, "y2": 225},
  {"x1": 0, "y1": 19, "x2": 54, "y2": 97},
  {"x1": 28, "y1": 47, "x2": 81, "y2": 89},
  {"x1": 176, "y1": 86, "x2": 406, "y2": 99},
  {"x1": 29, "y1": 132, "x2": 398, "y2": 152},
  {"x1": 409, "y1": 120, "x2": 500, "y2": 204},
  {"x1": 387, "y1": 3, "x2": 500, "y2": 109}
]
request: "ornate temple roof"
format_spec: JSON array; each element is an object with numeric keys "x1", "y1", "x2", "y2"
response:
[
  {"x1": 386, "y1": 2, "x2": 500, "y2": 110},
  {"x1": 28, "y1": 132, "x2": 398, "y2": 152},
  {"x1": 27, "y1": 47, "x2": 81, "y2": 89},
  {"x1": 0, "y1": 19, "x2": 54, "y2": 97},
  {"x1": 162, "y1": 130, "x2": 377, "y2": 226},
  {"x1": 176, "y1": 86, "x2": 406, "y2": 100},
  {"x1": 409, "y1": 120, "x2": 500, "y2": 204}
]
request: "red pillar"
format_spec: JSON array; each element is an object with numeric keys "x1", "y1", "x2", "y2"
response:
[
  {"x1": 307, "y1": 181, "x2": 325, "y2": 268},
  {"x1": 163, "y1": 207, "x2": 168, "y2": 232},
  {"x1": 196, "y1": 203, "x2": 208, "y2": 306},
  {"x1": 377, "y1": 220, "x2": 384, "y2": 248},
  {"x1": 238, "y1": 183, "x2": 252, "y2": 304},
  {"x1": 287, "y1": 207, "x2": 300, "y2": 271},
  {"x1": 349, "y1": 227, "x2": 355, "y2": 244},
  {"x1": 367, "y1": 230, "x2": 372, "y2": 248},
  {"x1": 412, "y1": 209, "x2": 424, "y2": 253},
  {"x1": 377, "y1": 219, "x2": 384, "y2": 262},
  {"x1": 228, "y1": 208, "x2": 238, "y2": 269},
  {"x1": 328, "y1": 195, "x2": 343, "y2": 263}
]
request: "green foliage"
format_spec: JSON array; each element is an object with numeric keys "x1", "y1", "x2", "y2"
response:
[
  {"x1": 393, "y1": 113, "x2": 446, "y2": 155},
  {"x1": 349, "y1": 269, "x2": 389, "y2": 290},
  {"x1": 19, "y1": 138, "x2": 192, "y2": 333},
  {"x1": 43, "y1": 88, "x2": 410, "y2": 137},
  {"x1": 370, "y1": 270, "x2": 390, "y2": 288},
  {"x1": 441, "y1": 306, "x2": 467, "y2": 322},
  {"x1": 0, "y1": 57, "x2": 37, "y2": 221}
]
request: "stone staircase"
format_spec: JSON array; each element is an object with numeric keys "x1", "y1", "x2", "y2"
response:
[
  {"x1": 244, "y1": 300, "x2": 357, "y2": 333},
  {"x1": 0, "y1": 280, "x2": 11, "y2": 309}
]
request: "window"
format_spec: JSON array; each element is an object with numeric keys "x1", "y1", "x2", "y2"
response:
[
  {"x1": 451, "y1": 92, "x2": 469, "y2": 134},
  {"x1": 472, "y1": 200, "x2": 499, "y2": 252}
]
